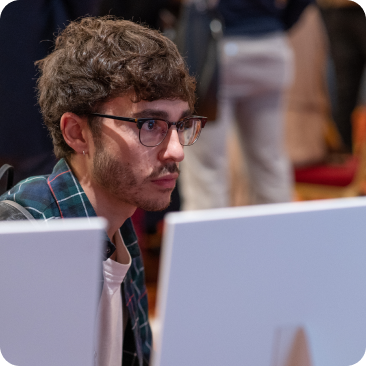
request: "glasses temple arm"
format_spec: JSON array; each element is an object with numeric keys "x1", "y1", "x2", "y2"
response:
[{"x1": 90, "y1": 113, "x2": 137, "y2": 123}]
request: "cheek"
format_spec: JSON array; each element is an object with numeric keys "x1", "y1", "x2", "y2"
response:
[
  {"x1": 102, "y1": 125, "x2": 159, "y2": 174},
  {"x1": 101, "y1": 121, "x2": 140, "y2": 158},
  {"x1": 117, "y1": 141, "x2": 155, "y2": 176},
  {"x1": 136, "y1": 151, "x2": 154, "y2": 174},
  {"x1": 103, "y1": 135, "x2": 134, "y2": 162}
]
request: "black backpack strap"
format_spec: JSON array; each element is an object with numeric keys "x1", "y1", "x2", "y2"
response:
[
  {"x1": 0, "y1": 164, "x2": 14, "y2": 193},
  {"x1": 0, "y1": 200, "x2": 36, "y2": 221}
]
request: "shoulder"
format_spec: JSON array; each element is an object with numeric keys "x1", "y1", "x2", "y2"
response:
[{"x1": 0, "y1": 175, "x2": 60, "y2": 220}]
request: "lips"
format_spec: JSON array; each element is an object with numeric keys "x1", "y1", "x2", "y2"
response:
[{"x1": 151, "y1": 173, "x2": 178, "y2": 189}]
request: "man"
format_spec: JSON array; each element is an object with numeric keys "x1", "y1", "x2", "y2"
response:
[{"x1": 0, "y1": 16, "x2": 204, "y2": 366}]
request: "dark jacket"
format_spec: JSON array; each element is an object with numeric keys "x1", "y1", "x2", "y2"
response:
[{"x1": 0, "y1": 0, "x2": 101, "y2": 158}]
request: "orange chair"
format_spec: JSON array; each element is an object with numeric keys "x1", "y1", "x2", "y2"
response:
[{"x1": 295, "y1": 107, "x2": 366, "y2": 200}]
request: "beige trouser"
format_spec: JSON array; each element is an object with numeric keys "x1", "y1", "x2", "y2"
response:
[{"x1": 180, "y1": 32, "x2": 294, "y2": 209}]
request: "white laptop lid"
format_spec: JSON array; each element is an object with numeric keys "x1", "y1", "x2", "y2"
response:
[
  {"x1": 153, "y1": 197, "x2": 366, "y2": 366},
  {"x1": 0, "y1": 218, "x2": 106, "y2": 366}
]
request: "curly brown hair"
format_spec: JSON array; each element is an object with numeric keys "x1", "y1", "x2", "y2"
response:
[{"x1": 35, "y1": 16, "x2": 196, "y2": 159}]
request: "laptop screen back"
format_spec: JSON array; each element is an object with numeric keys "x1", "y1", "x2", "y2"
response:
[
  {"x1": 0, "y1": 218, "x2": 105, "y2": 366},
  {"x1": 153, "y1": 198, "x2": 366, "y2": 366}
]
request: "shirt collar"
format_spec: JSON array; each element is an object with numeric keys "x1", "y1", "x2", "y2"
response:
[
  {"x1": 47, "y1": 158, "x2": 96, "y2": 219},
  {"x1": 47, "y1": 158, "x2": 140, "y2": 259}
]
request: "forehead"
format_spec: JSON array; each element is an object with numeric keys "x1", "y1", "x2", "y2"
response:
[{"x1": 101, "y1": 95, "x2": 191, "y2": 120}]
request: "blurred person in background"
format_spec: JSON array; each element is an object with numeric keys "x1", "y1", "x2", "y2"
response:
[
  {"x1": 98, "y1": 0, "x2": 180, "y2": 31},
  {"x1": 0, "y1": 0, "x2": 101, "y2": 184},
  {"x1": 178, "y1": 0, "x2": 312, "y2": 209},
  {"x1": 319, "y1": 0, "x2": 366, "y2": 153}
]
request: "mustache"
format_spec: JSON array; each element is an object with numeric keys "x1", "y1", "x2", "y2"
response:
[{"x1": 148, "y1": 163, "x2": 180, "y2": 180}]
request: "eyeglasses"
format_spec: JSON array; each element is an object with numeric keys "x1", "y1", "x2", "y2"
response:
[{"x1": 90, "y1": 113, "x2": 207, "y2": 147}]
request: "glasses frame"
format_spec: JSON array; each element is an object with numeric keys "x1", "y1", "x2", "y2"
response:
[{"x1": 90, "y1": 113, "x2": 207, "y2": 147}]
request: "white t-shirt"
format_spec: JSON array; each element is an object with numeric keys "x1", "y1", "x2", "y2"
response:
[{"x1": 94, "y1": 231, "x2": 131, "y2": 366}]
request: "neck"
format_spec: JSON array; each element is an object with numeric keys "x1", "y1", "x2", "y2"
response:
[{"x1": 67, "y1": 155, "x2": 136, "y2": 241}]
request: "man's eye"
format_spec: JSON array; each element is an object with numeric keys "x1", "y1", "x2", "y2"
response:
[
  {"x1": 146, "y1": 120, "x2": 157, "y2": 130},
  {"x1": 142, "y1": 120, "x2": 167, "y2": 134},
  {"x1": 177, "y1": 122, "x2": 185, "y2": 132}
]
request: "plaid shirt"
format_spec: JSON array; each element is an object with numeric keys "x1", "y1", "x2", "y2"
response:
[{"x1": 0, "y1": 158, "x2": 152, "y2": 366}]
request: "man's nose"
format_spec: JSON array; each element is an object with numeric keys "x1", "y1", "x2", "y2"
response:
[{"x1": 159, "y1": 128, "x2": 184, "y2": 163}]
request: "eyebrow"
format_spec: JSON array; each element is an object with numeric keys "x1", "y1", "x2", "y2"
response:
[{"x1": 132, "y1": 109, "x2": 192, "y2": 120}]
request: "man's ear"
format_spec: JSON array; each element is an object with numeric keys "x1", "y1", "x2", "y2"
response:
[{"x1": 60, "y1": 112, "x2": 90, "y2": 154}]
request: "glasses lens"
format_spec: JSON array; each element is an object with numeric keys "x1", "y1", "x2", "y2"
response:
[
  {"x1": 140, "y1": 119, "x2": 168, "y2": 147},
  {"x1": 178, "y1": 118, "x2": 202, "y2": 146}
]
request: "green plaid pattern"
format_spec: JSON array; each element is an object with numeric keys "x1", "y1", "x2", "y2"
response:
[{"x1": 0, "y1": 158, "x2": 152, "y2": 366}]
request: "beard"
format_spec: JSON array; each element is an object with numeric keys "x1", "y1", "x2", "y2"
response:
[{"x1": 92, "y1": 142, "x2": 179, "y2": 212}]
